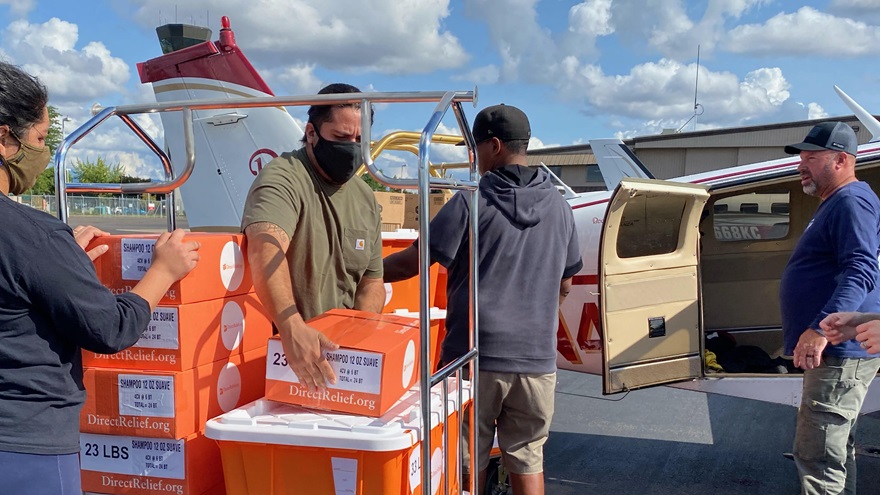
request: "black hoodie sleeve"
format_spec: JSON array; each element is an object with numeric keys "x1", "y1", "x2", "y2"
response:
[
  {"x1": 26, "y1": 229, "x2": 151, "y2": 354},
  {"x1": 427, "y1": 192, "x2": 470, "y2": 269}
]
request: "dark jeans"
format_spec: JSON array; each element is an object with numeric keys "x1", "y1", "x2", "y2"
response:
[{"x1": 0, "y1": 451, "x2": 82, "y2": 495}]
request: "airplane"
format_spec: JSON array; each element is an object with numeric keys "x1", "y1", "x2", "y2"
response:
[{"x1": 64, "y1": 16, "x2": 880, "y2": 417}]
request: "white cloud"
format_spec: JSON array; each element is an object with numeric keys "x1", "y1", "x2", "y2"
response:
[
  {"x1": 464, "y1": 0, "x2": 561, "y2": 83},
  {"x1": 0, "y1": 0, "x2": 34, "y2": 16},
  {"x1": 830, "y1": 0, "x2": 880, "y2": 13},
  {"x1": 1, "y1": 18, "x2": 130, "y2": 101},
  {"x1": 807, "y1": 102, "x2": 829, "y2": 120},
  {"x1": 725, "y1": 7, "x2": 880, "y2": 56},
  {"x1": 452, "y1": 65, "x2": 500, "y2": 85},
  {"x1": 608, "y1": 0, "x2": 764, "y2": 60},
  {"x1": 130, "y1": 0, "x2": 468, "y2": 74},
  {"x1": 529, "y1": 136, "x2": 560, "y2": 150},
  {"x1": 556, "y1": 57, "x2": 796, "y2": 133},
  {"x1": 266, "y1": 64, "x2": 323, "y2": 95},
  {"x1": 569, "y1": 0, "x2": 614, "y2": 37}
]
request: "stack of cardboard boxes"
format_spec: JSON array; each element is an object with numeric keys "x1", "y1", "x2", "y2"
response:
[
  {"x1": 373, "y1": 191, "x2": 406, "y2": 231},
  {"x1": 373, "y1": 190, "x2": 456, "y2": 231},
  {"x1": 80, "y1": 233, "x2": 273, "y2": 495},
  {"x1": 403, "y1": 191, "x2": 455, "y2": 230}
]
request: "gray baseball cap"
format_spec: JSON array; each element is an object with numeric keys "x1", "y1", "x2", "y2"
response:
[{"x1": 784, "y1": 121, "x2": 857, "y2": 156}]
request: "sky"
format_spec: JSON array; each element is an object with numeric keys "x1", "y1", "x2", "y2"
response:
[{"x1": 1, "y1": 0, "x2": 880, "y2": 179}]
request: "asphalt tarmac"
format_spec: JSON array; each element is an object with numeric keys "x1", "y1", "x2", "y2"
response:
[{"x1": 68, "y1": 214, "x2": 880, "y2": 495}]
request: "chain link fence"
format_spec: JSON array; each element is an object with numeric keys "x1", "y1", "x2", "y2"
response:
[{"x1": 11, "y1": 195, "x2": 182, "y2": 217}]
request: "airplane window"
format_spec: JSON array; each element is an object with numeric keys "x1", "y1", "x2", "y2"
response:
[
  {"x1": 712, "y1": 192, "x2": 790, "y2": 242},
  {"x1": 617, "y1": 194, "x2": 685, "y2": 258}
]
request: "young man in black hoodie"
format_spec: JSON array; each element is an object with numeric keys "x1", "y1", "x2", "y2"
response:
[{"x1": 384, "y1": 104, "x2": 582, "y2": 495}]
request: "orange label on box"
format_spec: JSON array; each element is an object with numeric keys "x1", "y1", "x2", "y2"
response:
[
  {"x1": 89, "y1": 232, "x2": 253, "y2": 305},
  {"x1": 81, "y1": 347, "x2": 267, "y2": 439},
  {"x1": 82, "y1": 293, "x2": 272, "y2": 372},
  {"x1": 265, "y1": 309, "x2": 420, "y2": 417},
  {"x1": 80, "y1": 431, "x2": 221, "y2": 495}
]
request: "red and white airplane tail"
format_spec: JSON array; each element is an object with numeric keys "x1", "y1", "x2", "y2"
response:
[{"x1": 138, "y1": 17, "x2": 304, "y2": 230}]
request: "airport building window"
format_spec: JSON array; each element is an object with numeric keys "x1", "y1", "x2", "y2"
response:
[
  {"x1": 617, "y1": 195, "x2": 685, "y2": 258},
  {"x1": 711, "y1": 192, "x2": 790, "y2": 242},
  {"x1": 546, "y1": 165, "x2": 563, "y2": 178},
  {"x1": 586, "y1": 164, "x2": 604, "y2": 183}
]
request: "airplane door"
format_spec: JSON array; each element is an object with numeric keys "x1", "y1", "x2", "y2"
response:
[{"x1": 600, "y1": 178, "x2": 710, "y2": 394}]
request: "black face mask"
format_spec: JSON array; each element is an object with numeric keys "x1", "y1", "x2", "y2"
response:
[{"x1": 312, "y1": 135, "x2": 363, "y2": 184}]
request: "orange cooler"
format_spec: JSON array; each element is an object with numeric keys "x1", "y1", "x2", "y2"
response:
[
  {"x1": 89, "y1": 233, "x2": 253, "y2": 305},
  {"x1": 81, "y1": 347, "x2": 267, "y2": 439},
  {"x1": 265, "y1": 309, "x2": 420, "y2": 417},
  {"x1": 205, "y1": 381, "x2": 470, "y2": 495},
  {"x1": 82, "y1": 293, "x2": 272, "y2": 372}
]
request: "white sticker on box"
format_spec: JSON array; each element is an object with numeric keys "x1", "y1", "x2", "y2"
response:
[
  {"x1": 383, "y1": 282, "x2": 393, "y2": 306},
  {"x1": 331, "y1": 457, "x2": 357, "y2": 495},
  {"x1": 219, "y1": 241, "x2": 245, "y2": 291},
  {"x1": 220, "y1": 300, "x2": 245, "y2": 351},
  {"x1": 121, "y1": 239, "x2": 156, "y2": 281},
  {"x1": 402, "y1": 339, "x2": 415, "y2": 388},
  {"x1": 431, "y1": 448, "x2": 443, "y2": 495},
  {"x1": 216, "y1": 362, "x2": 242, "y2": 412},
  {"x1": 80, "y1": 433, "x2": 185, "y2": 480},
  {"x1": 408, "y1": 446, "x2": 421, "y2": 493},
  {"x1": 135, "y1": 308, "x2": 179, "y2": 350},
  {"x1": 266, "y1": 340, "x2": 383, "y2": 394},
  {"x1": 118, "y1": 375, "x2": 175, "y2": 418}
]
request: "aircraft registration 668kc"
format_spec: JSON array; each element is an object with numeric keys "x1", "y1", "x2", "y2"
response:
[{"x1": 127, "y1": 17, "x2": 880, "y2": 413}]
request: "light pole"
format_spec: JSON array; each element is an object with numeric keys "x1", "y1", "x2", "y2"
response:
[{"x1": 61, "y1": 116, "x2": 72, "y2": 137}]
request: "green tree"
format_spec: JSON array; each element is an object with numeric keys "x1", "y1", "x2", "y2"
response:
[
  {"x1": 29, "y1": 167, "x2": 56, "y2": 195},
  {"x1": 360, "y1": 172, "x2": 387, "y2": 192},
  {"x1": 72, "y1": 157, "x2": 126, "y2": 184},
  {"x1": 46, "y1": 106, "x2": 63, "y2": 156},
  {"x1": 360, "y1": 169, "x2": 405, "y2": 193}
]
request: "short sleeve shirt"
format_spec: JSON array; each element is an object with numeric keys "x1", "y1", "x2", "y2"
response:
[{"x1": 241, "y1": 148, "x2": 383, "y2": 320}]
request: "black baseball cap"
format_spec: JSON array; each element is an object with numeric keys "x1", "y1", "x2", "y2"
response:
[
  {"x1": 472, "y1": 104, "x2": 531, "y2": 144},
  {"x1": 784, "y1": 121, "x2": 858, "y2": 156}
]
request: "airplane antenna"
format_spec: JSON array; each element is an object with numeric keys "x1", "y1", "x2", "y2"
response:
[
  {"x1": 677, "y1": 45, "x2": 704, "y2": 133},
  {"x1": 834, "y1": 85, "x2": 880, "y2": 143}
]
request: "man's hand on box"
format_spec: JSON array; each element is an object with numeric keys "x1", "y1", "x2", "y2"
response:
[{"x1": 283, "y1": 322, "x2": 339, "y2": 391}]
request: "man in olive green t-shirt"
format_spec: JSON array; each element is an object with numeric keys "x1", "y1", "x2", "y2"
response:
[{"x1": 241, "y1": 83, "x2": 385, "y2": 391}]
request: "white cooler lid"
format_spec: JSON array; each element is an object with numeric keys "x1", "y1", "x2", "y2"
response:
[{"x1": 205, "y1": 380, "x2": 470, "y2": 452}]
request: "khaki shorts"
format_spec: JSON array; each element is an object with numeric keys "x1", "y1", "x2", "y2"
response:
[{"x1": 463, "y1": 370, "x2": 556, "y2": 475}]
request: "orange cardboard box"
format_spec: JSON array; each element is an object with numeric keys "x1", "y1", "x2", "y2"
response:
[
  {"x1": 389, "y1": 309, "x2": 447, "y2": 373},
  {"x1": 82, "y1": 293, "x2": 272, "y2": 372},
  {"x1": 265, "y1": 309, "x2": 419, "y2": 417},
  {"x1": 381, "y1": 235, "x2": 439, "y2": 313},
  {"x1": 80, "y1": 431, "x2": 222, "y2": 495},
  {"x1": 88, "y1": 233, "x2": 252, "y2": 305},
  {"x1": 81, "y1": 347, "x2": 267, "y2": 439}
]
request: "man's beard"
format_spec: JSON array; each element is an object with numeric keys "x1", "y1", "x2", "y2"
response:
[{"x1": 802, "y1": 182, "x2": 818, "y2": 196}]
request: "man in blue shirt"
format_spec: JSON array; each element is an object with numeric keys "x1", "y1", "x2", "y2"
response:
[{"x1": 778, "y1": 121, "x2": 880, "y2": 494}]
